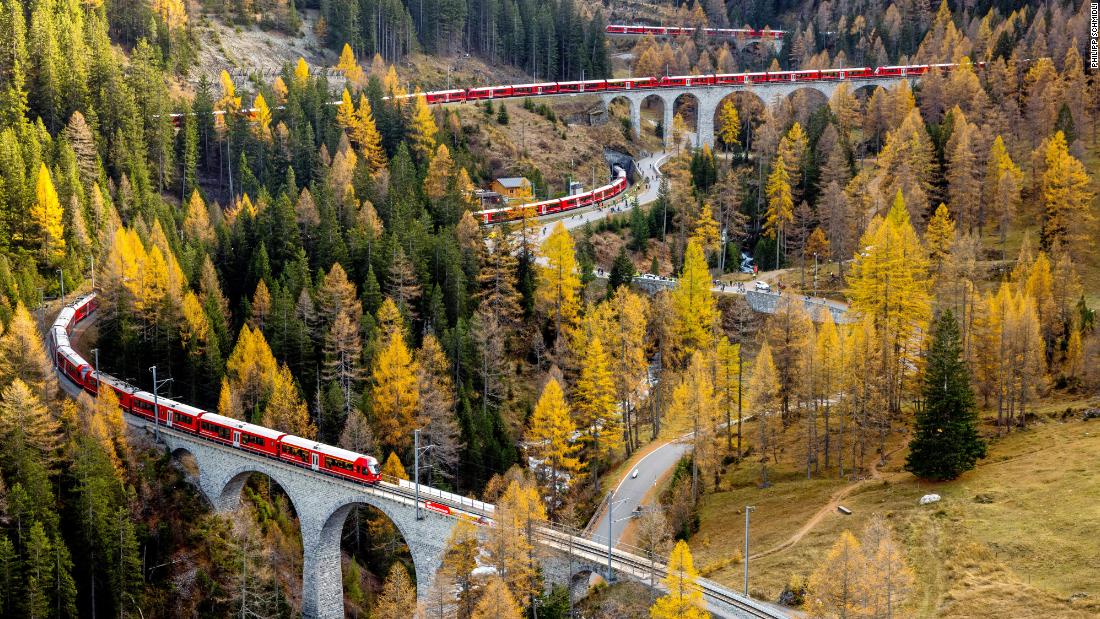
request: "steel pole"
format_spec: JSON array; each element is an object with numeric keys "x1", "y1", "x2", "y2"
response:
[
  {"x1": 607, "y1": 489, "x2": 613, "y2": 581},
  {"x1": 744, "y1": 505, "x2": 755, "y2": 596},
  {"x1": 414, "y1": 428, "x2": 421, "y2": 520},
  {"x1": 151, "y1": 366, "x2": 159, "y2": 442}
]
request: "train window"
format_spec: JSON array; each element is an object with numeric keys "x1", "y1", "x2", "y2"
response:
[
  {"x1": 281, "y1": 445, "x2": 309, "y2": 460},
  {"x1": 242, "y1": 435, "x2": 266, "y2": 447},
  {"x1": 175, "y1": 412, "x2": 193, "y2": 425},
  {"x1": 325, "y1": 457, "x2": 353, "y2": 471}
]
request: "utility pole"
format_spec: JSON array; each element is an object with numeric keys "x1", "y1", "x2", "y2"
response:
[
  {"x1": 150, "y1": 366, "x2": 172, "y2": 442},
  {"x1": 744, "y1": 505, "x2": 755, "y2": 596},
  {"x1": 413, "y1": 428, "x2": 434, "y2": 520},
  {"x1": 92, "y1": 348, "x2": 99, "y2": 397},
  {"x1": 414, "y1": 428, "x2": 420, "y2": 520}
]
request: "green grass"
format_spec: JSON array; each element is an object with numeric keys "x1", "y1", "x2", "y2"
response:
[{"x1": 689, "y1": 401, "x2": 1100, "y2": 617}]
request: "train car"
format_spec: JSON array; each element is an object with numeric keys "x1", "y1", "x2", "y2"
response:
[
  {"x1": 72, "y1": 294, "x2": 98, "y2": 323},
  {"x1": 714, "y1": 73, "x2": 747, "y2": 85},
  {"x1": 604, "y1": 78, "x2": 634, "y2": 91},
  {"x1": 746, "y1": 72, "x2": 769, "y2": 84},
  {"x1": 198, "y1": 413, "x2": 284, "y2": 456},
  {"x1": 658, "y1": 75, "x2": 688, "y2": 88},
  {"x1": 605, "y1": 24, "x2": 628, "y2": 34},
  {"x1": 512, "y1": 82, "x2": 558, "y2": 96},
  {"x1": 424, "y1": 89, "x2": 467, "y2": 104},
  {"x1": 316, "y1": 443, "x2": 381, "y2": 483},
  {"x1": 844, "y1": 67, "x2": 874, "y2": 79},
  {"x1": 164, "y1": 401, "x2": 208, "y2": 434},
  {"x1": 58, "y1": 347, "x2": 92, "y2": 387},
  {"x1": 874, "y1": 66, "x2": 906, "y2": 77},
  {"x1": 629, "y1": 76, "x2": 660, "y2": 89},
  {"x1": 790, "y1": 70, "x2": 821, "y2": 82},
  {"x1": 465, "y1": 86, "x2": 495, "y2": 100}
]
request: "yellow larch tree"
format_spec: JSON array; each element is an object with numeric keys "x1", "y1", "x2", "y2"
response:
[
  {"x1": 588, "y1": 287, "x2": 650, "y2": 451},
  {"x1": 671, "y1": 240, "x2": 717, "y2": 357},
  {"x1": 1039, "y1": 130, "x2": 1094, "y2": 253},
  {"x1": 249, "y1": 279, "x2": 271, "y2": 331},
  {"x1": 749, "y1": 341, "x2": 780, "y2": 487},
  {"x1": 715, "y1": 336, "x2": 744, "y2": 456},
  {"x1": 153, "y1": 0, "x2": 187, "y2": 30},
  {"x1": 537, "y1": 221, "x2": 581, "y2": 335},
  {"x1": 690, "y1": 202, "x2": 720, "y2": 254},
  {"x1": 31, "y1": 163, "x2": 65, "y2": 266},
  {"x1": 0, "y1": 379, "x2": 61, "y2": 465},
  {"x1": 409, "y1": 92, "x2": 439, "y2": 161},
  {"x1": 860, "y1": 518, "x2": 915, "y2": 618},
  {"x1": 846, "y1": 191, "x2": 931, "y2": 413},
  {"x1": 525, "y1": 378, "x2": 581, "y2": 516},
  {"x1": 294, "y1": 57, "x2": 310, "y2": 85},
  {"x1": 574, "y1": 335, "x2": 622, "y2": 484},
  {"x1": 183, "y1": 190, "x2": 214, "y2": 245},
  {"x1": 985, "y1": 135, "x2": 1022, "y2": 252},
  {"x1": 375, "y1": 563, "x2": 417, "y2": 619},
  {"x1": 370, "y1": 328, "x2": 420, "y2": 453},
  {"x1": 424, "y1": 143, "x2": 455, "y2": 202},
  {"x1": 262, "y1": 363, "x2": 316, "y2": 438},
  {"x1": 217, "y1": 70, "x2": 240, "y2": 114},
  {"x1": 716, "y1": 99, "x2": 740, "y2": 151},
  {"x1": 649, "y1": 540, "x2": 707, "y2": 619},
  {"x1": 336, "y1": 88, "x2": 356, "y2": 129},
  {"x1": 335, "y1": 43, "x2": 364, "y2": 86},
  {"x1": 225, "y1": 324, "x2": 279, "y2": 419},
  {"x1": 179, "y1": 290, "x2": 212, "y2": 363},
  {"x1": 439, "y1": 519, "x2": 481, "y2": 617},
  {"x1": 471, "y1": 575, "x2": 522, "y2": 619},
  {"x1": 813, "y1": 310, "x2": 841, "y2": 471},
  {"x1": 485, "y1": 477, "x2": 545, "y2": 608},
  {"x1": 671, "y1": 113, "x2": 687, "y2": 151},
  {"x1": 272, "y1": 76, "x2": 288, "y2": 103},
  {"x1": 806, "y1": 531, "x2": 867, "y2": 618},
  {"x1": 0, "y1": 303, "x2": 53, "y2": 395},
  {"x1": 353, "y1": 95, "x2": 387, "y2": 175},
  {"x1": 667, "y1": 352, "x2": 719, "y2": 493},
  {"x1": 924, "y1": 202, "x2": 956, "y2": 270},
  {"x1": 778, "y1": 121, "x2": 808, "y2": 201},
  {"x1": 252, "y1": 93, "x2": 272, "y2": 142},
  {"x1": 764, "y1": 157, "x2": 794, "y2": 264},
  {"x1": 381, "y1": 451, "x2": 409, "y2": 479}
]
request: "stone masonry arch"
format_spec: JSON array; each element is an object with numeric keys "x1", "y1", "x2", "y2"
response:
[{"x1": 152, "y1": 425, "x2": 456, "y2": 618}]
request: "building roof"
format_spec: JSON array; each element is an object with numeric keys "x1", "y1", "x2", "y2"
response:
[{"x1": 494, "y1": 177, "x2": 529, "y2": 188}]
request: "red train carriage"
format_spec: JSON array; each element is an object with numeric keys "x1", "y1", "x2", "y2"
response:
[
  {"x1": 424, "y1": 89, "x2": 467, "y2": 104},
  {"x1": 279, "y1": 436, "x2": 381, "y2": 483},
  {"x1": 198, "y1": 413, "x2": 284, "y2": 456}
]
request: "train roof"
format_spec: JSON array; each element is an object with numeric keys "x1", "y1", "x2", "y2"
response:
[
  {"x1": 281, "y1": 435, "x2": 368, "y2": 462},
  {"x1": 59, "y1": 347, "x2": 88, "y2": 367},
  {"x1": 199, "y1": 412, "x2": 286, "y2": 440},
  {"x1": 53, "y1": 307, "x2": 75, "y2": 328},
  {"x1": 98, "y1": 373, "x2": 133, "y2": 392}
]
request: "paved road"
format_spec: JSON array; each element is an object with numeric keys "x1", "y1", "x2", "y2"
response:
[{"x1": 589, "y1": 439, "x2": 691, "y2": 547}]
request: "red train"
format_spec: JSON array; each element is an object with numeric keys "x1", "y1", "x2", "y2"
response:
[
  {"x1": 605, "y1": 24, "x2": 786, "y2": 40},
  {"x1": 49, "y1": 294, "x2": 382, "y2": 485},
  {"x1": 474, "y1": 165, "x2": 628, "y2": 224}
]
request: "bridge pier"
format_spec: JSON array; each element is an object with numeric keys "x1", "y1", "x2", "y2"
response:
[
  {"x1": 602, "y1": 78, "x2": 909, "y2": 149},
  {"x1": 150, "y1": 422, "x2": 456, "y2": 618}
]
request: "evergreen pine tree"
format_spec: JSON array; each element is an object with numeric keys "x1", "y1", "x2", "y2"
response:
[{"x1": 905, "y1": 310, "x2": 986, "y2": 480}]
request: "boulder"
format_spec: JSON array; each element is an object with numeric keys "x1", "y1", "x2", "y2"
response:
[{"x1": 919, "y1": 494, "x2": 941, "y2": 505}]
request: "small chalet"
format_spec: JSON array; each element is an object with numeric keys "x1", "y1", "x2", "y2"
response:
[{"x1": 490, "y1": 177, "x2": 533, "y2": 200}]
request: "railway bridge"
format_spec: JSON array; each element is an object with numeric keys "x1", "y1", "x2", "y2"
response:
[
  {"x1": 602, "y1": 75, "x2": 909, "y2": 148},
  {"x1": 126, "y1": 414, "x2": 785, "y2": 619}
]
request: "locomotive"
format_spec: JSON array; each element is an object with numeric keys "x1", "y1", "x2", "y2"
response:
[{"x1": 49, "y1": 293, "x2": 383, "y2": 484}]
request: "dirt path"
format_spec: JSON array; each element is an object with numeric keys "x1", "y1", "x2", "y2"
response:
[{"x1": 749, "y1": 447, "x2": 903, "y2": 561}]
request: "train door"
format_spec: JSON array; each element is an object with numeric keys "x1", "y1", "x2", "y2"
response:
[
  {"x1": 165, "y1": 407, "x2": 173, "y2": 428},
  {"x1": 232, "y1": 431, "x2": 240, "y2": 447},
  {"x1": 311, "y1": 453, "x2": 319, "y2": 471}
]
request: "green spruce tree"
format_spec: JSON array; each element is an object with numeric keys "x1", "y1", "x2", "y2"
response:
[{"x1": 905, "y1": 310, "x2": 987, "y2": 480}]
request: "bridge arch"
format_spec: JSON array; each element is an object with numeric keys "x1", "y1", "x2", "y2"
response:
[
  {"x1": 709, "y1": 90, "x2": 767, "y2": 154},
  {"x1": 671, "y1": 91, "x2": 701, "y2": 149},
  {"x1": 605, "y1": 94, "x2": 636, "y2": 139},
  {"x1": 304, "y1": 493, "x2": 454, "y2": 618}
]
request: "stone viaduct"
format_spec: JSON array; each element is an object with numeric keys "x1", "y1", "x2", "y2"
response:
[
  {"x1": 129, "y1": 415, "x2": 784, "y2": 619},
  {"x1": 600, "y1": 76, "x2": 911, "y2": 148}
]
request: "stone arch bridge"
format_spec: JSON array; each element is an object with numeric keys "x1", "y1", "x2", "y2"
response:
[
  {"x1": 131, "y1": 416, "x2": 786, "y2": 619},
  {"x1": 602, "y1": 76, "x2": 910, "y2": 147}
]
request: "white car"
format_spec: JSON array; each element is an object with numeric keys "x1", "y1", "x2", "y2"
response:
[
  {"x1": 754, "y1": 280, "x2": 771, "y2": 291},
  {"x1": 631, "y1": 469, "x2": 639, "y2": 479}
]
